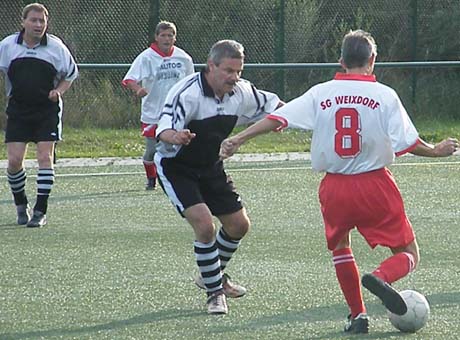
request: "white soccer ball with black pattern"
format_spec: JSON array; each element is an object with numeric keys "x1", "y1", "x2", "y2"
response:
[{"x1": 388, "y1": 290, "x2": 430, "y2": 333}]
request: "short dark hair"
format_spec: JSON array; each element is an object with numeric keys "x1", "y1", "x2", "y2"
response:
[
  {"x1": 22, "y1": 2, "x2": 49, "y2": 20},
  {"x1": 208, "y1": 40, "x2": 244, "y2": 66},
  {"x1": 340, "y1": 30, "x2": 377, "y2": 69},
  {"x1": 155, "y1": 21, "x2": 176, "y2": 36}
]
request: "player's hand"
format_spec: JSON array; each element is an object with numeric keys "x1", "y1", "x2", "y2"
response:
[
  {"x1": 136, "y1": 87, "x2": 148, "y2": 98},
  {"x1": 219, "y1": 138, "x2": 240, "y2": 160},
  {"x1": 434, "y1": 137, "x2": 459, "y2": 156},
  {"x1": 172, "y1": 129, "x2": 196, "y2": 145},
  {"x1": 48, "y1": 89, "x2": 61, "y2": 102}
]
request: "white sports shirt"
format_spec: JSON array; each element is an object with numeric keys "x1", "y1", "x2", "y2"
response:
[
  {"x1": 156, "y1": 71, "x2": 280, "y2": 166},
  {"x1": 268, "y1": 73, "x2": 419, "y2": 174},
  {"x1": 122, "y1": 44, "x2": 194, "y2": 124},
  {"x1": 0, "y1": 31, "x2": 78, "y2": 107}
]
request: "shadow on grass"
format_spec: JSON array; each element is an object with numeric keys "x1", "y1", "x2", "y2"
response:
[
  {"x1": 51, "y1": 189, "x2": 146, "y2": 202},
  {"x1": 1, "y1": 293, "x2": 458, "y2": 339},
  {"x1": 208, "y1": 302, "x2": 402, "y2": 339},
  {"x1": 0, "y1": 189, "x2": 148, "y2": 209},
  {"x1": 212, "y1": 292, "x2": 460, "y2": 339},
  {"x1": 0, "y1": 223, "x2": 27, "y2": 230},
  {"x1": 0, "y1": 308, "x2": 204, "y2": 340}
]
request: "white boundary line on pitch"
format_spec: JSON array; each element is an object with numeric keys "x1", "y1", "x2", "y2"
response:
[{"x1": 0, "y1": 159, "x2": 459, "y2": 179}]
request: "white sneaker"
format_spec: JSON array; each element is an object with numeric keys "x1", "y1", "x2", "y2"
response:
[
  {"x1": 207, "y1": 291, "x2": 228, "y2": 314},
  {"x1": 194, "y1": 273, "x2": 247, "y2": 298}
]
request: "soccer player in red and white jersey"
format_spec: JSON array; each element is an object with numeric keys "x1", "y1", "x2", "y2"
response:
[
  {"x1": 219, "y1": 30, "x2": 458, "y2": 333},
  {"x1": 122, "y1": 21, "x2": 194, "y2": 190}
]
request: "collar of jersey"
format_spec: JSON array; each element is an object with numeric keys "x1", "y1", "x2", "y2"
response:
[
  {"x1": 334, "y1": 72, "x2": 376, "y2": 82},
  {"x1": 16, "y1": 29, "x2": 48, "y2": 46},
  {"x1": 150, "y1": 42, "x2": 174, "y2": 57},
  {"x1": 200, "y1": 70, "x2": 235, "y2": 99}
]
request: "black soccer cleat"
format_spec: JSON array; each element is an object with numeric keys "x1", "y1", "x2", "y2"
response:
[
  {"x1": 344, "y1": 313, "x2": 369, "y2": 334},
  {"x1": 145, "y1": 177, "x2": 156, "y2": 190},
  {"x1": 26, "y1": 210, "x2": 47, "y2": 228},
  {"x1": 16, "y1": 204, "x2": 31, "y2": 225},
  {"x1": 362, "y1": 273, "x2": 407, "y2": 315}
]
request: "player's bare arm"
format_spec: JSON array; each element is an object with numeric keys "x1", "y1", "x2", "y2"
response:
[
  {"x1": 219, "y1": 117, "x2": 282, "y2": 159},
  {"x1": 158, "y1": 129, "x2": 196, "y2": 145},
  {"x1": 410, "y1": 137, "x2": 459, "y2": 157}
]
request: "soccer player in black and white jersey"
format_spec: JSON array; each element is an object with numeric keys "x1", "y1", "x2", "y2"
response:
[
  {"x1": 0, "y1": 3, "x2": 78, "y2": 227},
  {"x1": 154, "y1": 40, "x2": 283, "y2": 314},
  {"x1": 220, "y1": 30, "x2": 458, "y2": 333}
]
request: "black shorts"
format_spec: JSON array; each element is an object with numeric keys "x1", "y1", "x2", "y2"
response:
[
  {"x1": 155, "y1": 157, "x2": 243, "y2": 217},
  {"x1": 5, "y1": 107, "x2": 62, "y2": 143}
]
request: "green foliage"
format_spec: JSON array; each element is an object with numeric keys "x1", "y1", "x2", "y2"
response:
[
  {"x1": 65, "y1": 75, "x2": 139, "y2": 129},
  {"x1": 0, "y1": 1, "x2": 460, "y2": 127},
  {"x1": 1, "y1": 118, "x2": 459, "y2": 160},
  {"x1": 417, "y1": 2, "x2": 460, "y2": 60}
]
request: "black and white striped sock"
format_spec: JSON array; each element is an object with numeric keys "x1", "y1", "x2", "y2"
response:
[
  {"x1": 7, "y1": 168, "x2": 28, "y2": 205},
  {"x1": 35, "y1": 168, "x2": 55, "y2": 213},
  {"x1": 216, "y1": 228, "x2": 241, "y2": 272},
  {"x1": 194, "y1": 240, "x2": 223, "y2": 294}
]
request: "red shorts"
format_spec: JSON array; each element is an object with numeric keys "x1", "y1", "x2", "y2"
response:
[
  {"x1": 141, "y1": 123, "x2": 158, "y2": 138},
  {"x1": 319, "y1": 168, "x2": 415, "y2": 250}
]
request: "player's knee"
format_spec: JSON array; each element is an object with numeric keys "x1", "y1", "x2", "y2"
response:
[
  {"x1": 193, "y1": 223, "x2": 216, "y2": 243},
  {"x1": 410, "y1": 250, "x2": 420, "y2": 270},
  {"x1": 401, "y1": 245, "x2": 420, "y2": 271},
  {"x1": 7, "y1": 157, "x2": 24, "y2": 172},
  {"x1": 241, "y1": 219, "x2": 251, "y2": 235},
  {"x1": 7, "y1": 151, "x2": 27, "y2": 171},
  {"x1": 36, "y1": 152, "x2": 53, "y2": 166},
  {"x1": 228, "y1": 218, "x2": 251, "y2": 239}
]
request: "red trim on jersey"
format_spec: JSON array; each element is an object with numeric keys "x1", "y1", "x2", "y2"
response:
[
  {"x1": 150, "y1": 42, "x2": 174, "y2": 57},
  {"x1": 141, "y1": 122, "x2": 158, "y2": 138},
  {"x1": 395, "y1": 138, "x2": 421, "y2": 157},
  {"x1": 334, "y1": 73, "x2": 377, "y2": 82},
  {"x1": 267, "y1": 114, "x2": 288, "y2": 131},
  {"x1": 121, "y1": 78, "x2": 136, "y2": 87}
]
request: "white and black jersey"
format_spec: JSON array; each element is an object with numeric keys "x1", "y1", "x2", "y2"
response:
[
  {"x1": 0, "y1": 30, "x2": 78, "y2": 120},
  {"x1": 156, "y1": 71, "x2": 280, "y2": 167}
]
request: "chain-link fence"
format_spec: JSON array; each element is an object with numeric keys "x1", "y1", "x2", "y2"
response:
[{"x1": 1, "y1": 0, "x2": 459, "y2": 129}]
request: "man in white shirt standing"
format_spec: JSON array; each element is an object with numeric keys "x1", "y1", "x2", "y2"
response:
[
  {"x1": 219, "y1": 30, "x2": 458, "y2": 333},
  {"x1": 122, "y1": 21, "x2": 194, "y2": 190}
]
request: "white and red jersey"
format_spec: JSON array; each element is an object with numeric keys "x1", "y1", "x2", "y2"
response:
[
  {"x1": 122, "y1": 43, "x2": 194, "y2": 124},
  {"x1": 268, "y1": 73, "x2": 420, "y2": 174}
]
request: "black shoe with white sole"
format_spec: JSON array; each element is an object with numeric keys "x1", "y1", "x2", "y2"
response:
[{"x1": 362, "y1": 273, "x2": 407, "y2": 315}]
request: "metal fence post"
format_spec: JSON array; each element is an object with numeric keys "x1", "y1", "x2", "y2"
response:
[
  {"x1": 275, "y1": 0, "x2": 285, "y2": 99},
  {"x1": 148, "y1": 0, "x2": 161, "y2": 43},
  {"x1": 411, "y1": 0, "x2": 418, "y2": 106}
]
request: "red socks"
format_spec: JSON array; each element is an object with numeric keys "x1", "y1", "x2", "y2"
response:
[
  {"x1": 333, "y1": 248, "x2": 366, "y2": 317},
  {"x1": 143, "y1": 161, "x2": 157, "y2": 179},
  {"x1": 372, "y1": 252, "x2": 415, "y2": 284}
]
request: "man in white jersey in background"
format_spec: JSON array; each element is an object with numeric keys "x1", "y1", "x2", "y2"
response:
[
  {"x1": 219, "y1": 30, "x2": 458, "y2": 333},
  {"x1": 122, "y1": 21, "x2": 194, "y2": 190},
  {"x1": 154, "y1": 40, "x2": 283, "y2": 314},
  {"x1": 0, "y1": 3, "x2": 78, "y2": 227}
]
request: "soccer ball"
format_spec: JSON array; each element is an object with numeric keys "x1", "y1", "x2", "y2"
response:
[{"x1": 388, "y1": 290, "x2": 430, "y2": 333}]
